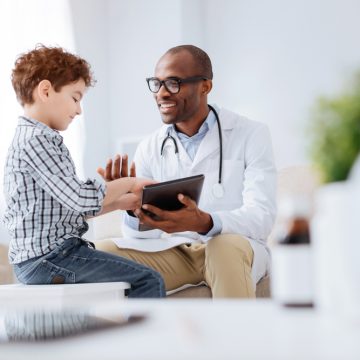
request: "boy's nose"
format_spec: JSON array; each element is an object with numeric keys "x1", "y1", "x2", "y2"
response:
[{"x1": 77, "y1": 104, "x2": 82, "y2": 115}]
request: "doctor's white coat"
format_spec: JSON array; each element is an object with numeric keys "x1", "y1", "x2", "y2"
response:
[{"x1": 121, "y1": 107, "x2": 277, "y2": 285}]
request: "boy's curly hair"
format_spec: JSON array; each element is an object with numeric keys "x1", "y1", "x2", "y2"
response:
[{"x1": 11, "y1": 44, "x2": 95, "y2": 106}]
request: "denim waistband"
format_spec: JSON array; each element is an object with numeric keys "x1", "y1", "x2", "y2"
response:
[{"x1": 15, "y1": 238, "x2": 94, "y2": 268}]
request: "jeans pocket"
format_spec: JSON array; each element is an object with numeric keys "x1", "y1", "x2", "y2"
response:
[{"x1": 17, "y1": 259, "x2": 76, "y2": 285}]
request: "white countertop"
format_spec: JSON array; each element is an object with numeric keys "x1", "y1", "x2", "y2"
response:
[{"x1": 0, "y1": 298, "x2": 359, "y2": 360}]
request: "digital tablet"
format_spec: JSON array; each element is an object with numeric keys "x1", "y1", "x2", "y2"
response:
[{"x1": 139, "y1": 174, "x2": 205, "y2": 231}]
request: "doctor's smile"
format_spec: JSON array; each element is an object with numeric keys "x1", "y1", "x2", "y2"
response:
[{"x1": 158, "y1": 102, "x2": 176, "y2": 113}]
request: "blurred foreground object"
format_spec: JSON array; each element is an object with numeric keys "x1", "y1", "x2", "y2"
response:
[
  {"x1": 272, "y1": 196, "x2": 313, "y2": 307},
  {"x1": 312, "y1": 154, "x2": 360, "y2": 319},
  {"x1": 308, "y1": 73, "x2": 360, "y2": 183}
]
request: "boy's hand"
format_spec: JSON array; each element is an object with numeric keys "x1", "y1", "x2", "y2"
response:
[
  {"x1": 117, "y1": 178, "x2": 157, "y2": 211},
  {"x1": 130, "y1": 178, "x2": 157, "y2": 198},
  {"x1": 97, "y1": 154, "x2": 136, "y2": 181},
  {"x1": 97, "y1": 155, "x2": 156, "y2": 211},
  {"x1": 117, "y1": 193, "x2": 141, "y2": 211}
]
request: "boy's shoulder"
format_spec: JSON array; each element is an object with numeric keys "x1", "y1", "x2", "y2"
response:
[{"x1": 16, "y1": 117, "x2": 62, "y2": 149}]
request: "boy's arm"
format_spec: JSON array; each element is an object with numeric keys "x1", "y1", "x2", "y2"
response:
[
  {"x1": 22, "y1": 134, "x2": 105, "y2": 213},
  {"x1": 22, "y1": 134, "x2": 151, "y2": 214},
  {"x1": 93, "y1": 192, "x2": 138, "y2": 217},
  {"x1": 93, "y1": 177, "x2": 155, "y2": 217}
]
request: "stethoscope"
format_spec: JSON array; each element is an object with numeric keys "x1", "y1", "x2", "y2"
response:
[{"x1": 160, "y1": 104, "x2": 225, "y2": 199}]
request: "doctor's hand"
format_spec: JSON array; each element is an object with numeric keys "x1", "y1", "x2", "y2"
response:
[
  {"x1": 135, "y1": 194, "x2": 213, "y2": 234},
  {"x1": 97, "y1": 154, "x2": 136, "y2": 181}
]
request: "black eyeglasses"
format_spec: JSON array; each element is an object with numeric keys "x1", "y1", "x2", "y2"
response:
[{"x1": 146, "y1": 76, "x2": 208, "y2": 94}]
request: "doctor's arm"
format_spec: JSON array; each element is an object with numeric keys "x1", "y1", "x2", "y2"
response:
[
  {"x1": 214, "y1": 124, "x2": 277, "y2": 241},
  {"x1": 116, "y1": 143, "x2": 215, "y2": 237},
  {"x1": 120, "y1": 140, "x2": 220, "y2": 235}
]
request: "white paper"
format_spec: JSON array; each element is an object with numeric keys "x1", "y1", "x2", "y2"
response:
[{"x1": 111, "y1": 236, "x2": 195, "y2": 252}]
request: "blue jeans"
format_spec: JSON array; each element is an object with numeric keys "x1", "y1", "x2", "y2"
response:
[{"x1": 13, "y1": 238, "x2": 165, "y2": 298}]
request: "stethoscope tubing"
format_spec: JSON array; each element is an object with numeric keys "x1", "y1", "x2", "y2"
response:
[
  {"x1": 208, "y1": 104, "x2": 222, "y2": 186},
  {"x1": 160, "y1": 104, "x2": 223, "y2": 187}
]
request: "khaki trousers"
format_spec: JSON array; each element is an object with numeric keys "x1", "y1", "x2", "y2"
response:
[{"x1": 95, "y1": 234, "x2": 255, "y2": 298}]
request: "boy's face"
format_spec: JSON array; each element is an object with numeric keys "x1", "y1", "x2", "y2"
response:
[{"x1": 46, "y1": 79, "x2": 86, "y2": 131}]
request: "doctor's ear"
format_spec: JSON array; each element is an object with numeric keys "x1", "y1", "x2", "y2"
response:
[
  {"x1": 36, "y1": 80, "x2": 52, "y2": 102},
  {"x1": 201, "y1": 79, "x2": 212, "y2": 95}
]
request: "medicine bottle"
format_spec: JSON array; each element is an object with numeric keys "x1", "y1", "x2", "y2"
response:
[{"x1": 271, "y1": 197, "x2": 314, "y2": 307}]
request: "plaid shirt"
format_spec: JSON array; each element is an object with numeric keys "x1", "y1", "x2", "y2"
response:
[{"x1": 3, "y1": 117, "x2": 105, "y2": 264}]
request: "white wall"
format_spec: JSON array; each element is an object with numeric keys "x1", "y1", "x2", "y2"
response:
[
  {"x1": 70, "y1": 0, "x2": 204, "y2": 173},
  {"x1": 203, "y1": 0, "x2": 360, "y2": 168},
  {"x1": 107, "y1": 0, "x2": 184, "y2": 160},
  {"x1": 2, "y1": 0, "x2": 360, "y2": 245},
  {"x1": 0, "y1": 0, "x2": 83, "y2": 244},
  {"x1": 72, "y1": 0, "x2": 360, "y2": 170},
  {"x1": 69, "y1": 0, "x2": 111, "y2": 178}
]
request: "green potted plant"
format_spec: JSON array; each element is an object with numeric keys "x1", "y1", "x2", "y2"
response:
[{"x1": 308, "y1": 74, "x2": 360, "y2": 183}]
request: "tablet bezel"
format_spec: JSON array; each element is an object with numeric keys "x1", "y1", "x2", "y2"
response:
[{"x1": 139, "y1": 174, "x2": 205, "y2": 231}]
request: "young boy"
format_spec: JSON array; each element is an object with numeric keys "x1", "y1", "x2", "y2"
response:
[{"x1": 3, "y1": 45, "x2": 165, "y2": 298}]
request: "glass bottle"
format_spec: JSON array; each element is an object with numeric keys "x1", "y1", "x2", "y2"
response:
[{"x1": 271, "y1": 196, "x2": 314, "y2": 307}]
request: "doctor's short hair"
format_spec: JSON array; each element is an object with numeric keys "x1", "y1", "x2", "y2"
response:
[
  {"x1": 166, "y1": 45, "x2": 213, "y2": 80},
  {"x1": 11, "y1": 44, "x2": 95, "y2": 106}
]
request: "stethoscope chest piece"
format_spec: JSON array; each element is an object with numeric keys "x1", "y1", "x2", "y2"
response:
[{"x1": 212, "y1": 183, "x2": 225, "y2": 199}]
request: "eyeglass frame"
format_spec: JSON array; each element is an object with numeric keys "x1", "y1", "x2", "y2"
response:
[{"x1": 146, "y1": 76, "x2": 209, "y2": 94}]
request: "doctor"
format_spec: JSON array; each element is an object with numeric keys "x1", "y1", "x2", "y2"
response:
[{"x1": 96, "y1": 45, "x2": 277, "y2": 298}]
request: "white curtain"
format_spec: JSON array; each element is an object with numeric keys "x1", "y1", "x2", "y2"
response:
[{"x1": 0, "y1": 0, "x2": 84, "y2": 244}]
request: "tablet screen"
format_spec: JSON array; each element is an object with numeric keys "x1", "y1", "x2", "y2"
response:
[{"x1": 139, "y1": 174, "x2": 205, "y2": 231}]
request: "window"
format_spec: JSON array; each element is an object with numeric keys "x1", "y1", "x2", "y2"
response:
[{"x1": 0, "y1": 0, "x2": 84, "y2": 244}]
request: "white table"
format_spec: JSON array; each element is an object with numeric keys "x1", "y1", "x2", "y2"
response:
[
  {"x1": 0, "y1": 282, "x2": 130, "y2": 306},
  {"x1": 0, "y1": 298, "x2": 359, "y2": 360}
]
